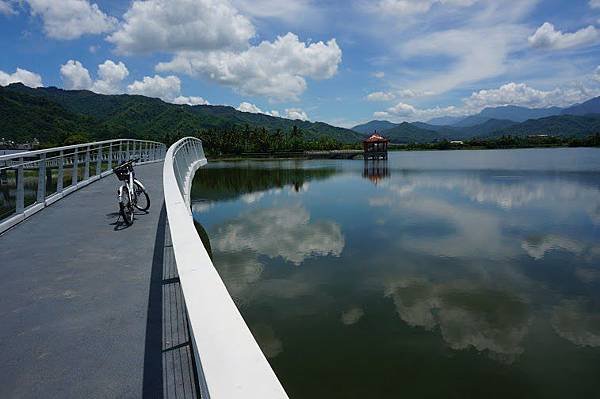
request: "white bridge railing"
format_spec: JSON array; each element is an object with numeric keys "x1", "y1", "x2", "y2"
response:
[
  {"x1": 163, "y1": 137, "x2": 289, "y2": 399},
  {"x1": 0, "y1": 139, "x2": 165, "y2": 234}
]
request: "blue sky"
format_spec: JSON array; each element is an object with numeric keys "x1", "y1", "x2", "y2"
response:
[{"x1": 1, "y1": 0, "x2": 599, "y2": 127}]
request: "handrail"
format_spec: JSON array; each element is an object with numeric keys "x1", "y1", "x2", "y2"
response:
[
  {"x1": 163, "y1": 137, "x2": 289, "y2": 399},
  {"x1": 0, "y1": 139, "x2": 165, "y2": 234}
]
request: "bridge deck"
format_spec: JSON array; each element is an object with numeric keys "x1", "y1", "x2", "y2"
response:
[{"x1": 0, "y1": 162, "x2": 197, "y2": 398}]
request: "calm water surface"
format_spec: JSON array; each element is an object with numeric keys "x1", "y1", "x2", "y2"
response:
[{"x1": 191, "y1": 148, "x2": 600, "y2": 398}]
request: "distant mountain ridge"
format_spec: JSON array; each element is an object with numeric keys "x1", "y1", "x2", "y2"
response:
[{"x1": 351, "y1": 96, "x2": 600, "y2": 143}]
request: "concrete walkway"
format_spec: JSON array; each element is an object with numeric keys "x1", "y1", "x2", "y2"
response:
[{"x1": 0, "y1": 162, "x2": 197, "y2": 398}]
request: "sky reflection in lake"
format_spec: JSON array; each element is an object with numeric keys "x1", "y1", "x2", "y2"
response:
[{"x1": 191, "y1": 148, "x2": 600, "y2": 398}]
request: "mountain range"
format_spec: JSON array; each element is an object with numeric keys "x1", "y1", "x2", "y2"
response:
[
  {"x1": 352, "y1": 98, "x2": 600, "y2": 143},
  {"x1": 0, "y1": 83, "x2": 363, "y2": 146},
  {"x1": 2, "y1": 82, "x2": 600, "y2": 147}
]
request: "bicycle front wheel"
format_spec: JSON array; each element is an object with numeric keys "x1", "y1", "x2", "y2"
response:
[
  {"x1": 120, "y1": 189, "x2": 134, "y2": 225},
  {"x1": 133, "y1": 181, "x2": 150, "y2": 211}
]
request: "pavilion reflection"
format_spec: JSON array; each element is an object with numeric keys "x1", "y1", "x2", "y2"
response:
[{"x1": 363, "y1": 159, "x2": 390, "y2": 185}]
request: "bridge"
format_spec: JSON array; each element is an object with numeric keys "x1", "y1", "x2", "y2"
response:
[{"x1": 0, "y1": 138, "x2": 289, "y2": 398}]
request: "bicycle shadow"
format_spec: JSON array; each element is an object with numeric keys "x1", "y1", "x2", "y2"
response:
[{"x1": 107, "y1": 209, "x2": 150, "y2": 231}]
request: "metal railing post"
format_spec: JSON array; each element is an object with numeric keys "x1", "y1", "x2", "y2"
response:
[
  {"x1": 96, "y1": 145, "x2": 102, "y2": 176},
  {"x1": 126, "y1": 141, "x2": 131, "y2": 160},
  {"x1": 16, "y1": 157, "x2": 24, "y2": 214},
  {"x1": 37, "y1": 154, "x2": 46, "y2": 203},
  {"x1": 72, "y1": 148, "x2": 79, "y2": 185},
  {"x1": 84, "y1": 146, "x2": 91, "y2": 180},
  {"x1": 57, "y1": 151, "x2": 64, "y2": 192},
  {"x1": 108, "y1": 143, "x2": 113, "y2": 170}
]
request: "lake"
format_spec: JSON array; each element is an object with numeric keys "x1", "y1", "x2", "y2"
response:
[{"x1": 190, "y1": 148, "x2": 600, "y2": 398}]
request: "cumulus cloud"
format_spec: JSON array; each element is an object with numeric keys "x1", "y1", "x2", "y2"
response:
[
  {"x1": 157, "y1": 33, "x2": 342, "y2": 101},
  {"x1": 0, "y1": 0, "x2": 16, "y2": 15},
  {"x1": 341, "y1": 307, "x2": 365, "y2": 325},
  {"x1": 127, "y1": 75, "x2": 181, "y2": 102},
  {"x1": 551, "y1": 300, "x2": 600, "y2": 347},
  {"x1": 285, "y1": 108, "x2": 309, "y2": 120},
  {"x1": 212, "y1": 205, "x2": 344, "y2": 265},
  {"x1": 529, "y1": 22, "x2": 600, "y2": 50},
  {"x1": 92, "y1": 60, "x2": 129, "y2": 94},
  {"x1": 374, "y1": 102, "x2": 462, "y2": 121},
  {"x1": 107, "y1": 0, "x2": 254, "y2": 54},
  {"x1": 385, "y1": 278, "x2": 530, "y2": 362},
  {"x1": 236, "y1": 102, "x2": 279, "y2": 116},
  {"x1": 172, "y1": 95, "x2": 209, "y2": 105},
  {"x1": 366, "y1": 91, "x2": 396, "y2": 101},
  {"x1": 521, "y1": 235, "x2": 584, "y2": 260},
  {"x1": 591, "y1": 0, "x2": 600, "y2": 9},
  {"x1": 0, "y1": 67, "x2": 43, "y2": 88},
  {"x1": 375, "y1": 80, "x2": 600, "y2": 122},
  {"x1": 237, "y1": 101, "x2": 265, "y2": 114},
  {"x1": 464, "y1": 82, "x2": 600, "y2": 109},
  {"x1": 25, "y1": 0, "x2": 116, "y2": 40},
  {"x1": 60, "y1": 59, "x2": 128, "y2": 94},
  {"x1": 60, "y1": 60, "x2": 92, "y2": 90}
]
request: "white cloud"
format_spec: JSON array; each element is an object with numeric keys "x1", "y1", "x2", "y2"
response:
[
  {"x1": 375, "y1": 80, "x2": 600, "y2": 122},
  {"x1": 372, "y1": 71, "x2": 385, "y2": 78},
  {"x1": 0, "y1": 68, "x2": 43, "y2": 88},
  {"x1": 231, "y1": 0, "x2": 316, "y2": 23},
  {"x1": 529, "y1": 22, "x2": 600, "y2": 50},
  {"x1": 366, "y1": 91, "x2": 396, "y2": 101},
  {"x1": 173, "y1": 95, "x2": 209, "y2": 105},
  {"x1": 591, "y1": 0, "x2": 600, "y2": 9},
  {"x1": 594, "y1": 66, "x2": 600, "y2": 82},
  {"x1": 285, "y1": 108, "x2": 309, "y2": 120},
  {"x1": 60, "y1": 60, "x2": 92, "y2": 90},
  {"x1": 107, "y1": 0, "x2": 255, "y2": 54},
  {"x1": 236, "y1": 102, "x2": 279, "y2": 116},
  {"x1": 60, "y1": 59, "x2": 129, "y2": 94},
  {"x1": 368, "y1": 0, "x2": 479, "y2": 16},
  {"x1": 157, "y1": 32, "x2": 342, "y2": 101},
  {"x1": 551, "y1": 300, "x2": 600, "y2": 347},
  {"x1": 402, "y1": 25, "x2": 526, "y2": 95},
  {"x1": 237, "y1": 101, "x2": 264, "y2": 114},
  {"x1": 25, "y1": 0, "x2": 116, "y2": 40},
  {"x1": 341, "y1": 307, "x2": 364, "y2": 325},
  {"x1": 212, "y1": 205, "x2": 344, "y2": 265},
  {"x1": 0, "y1": 0, "x2": 16, "y2": 15},
  {"x1": 127, "y1": 75, "x2": 181, "y2": 102},
  {"x1": 464, "y1": 81, "x2": 600, "y2": 109},
  {"x1": 91, "y1": 60, "x2": 129, "y2": 94}
]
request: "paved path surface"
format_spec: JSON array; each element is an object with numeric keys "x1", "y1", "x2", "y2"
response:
[{"x1": 0, "y1": 162, "x2": 197, "y2": 398}]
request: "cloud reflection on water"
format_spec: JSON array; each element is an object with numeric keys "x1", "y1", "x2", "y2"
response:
[
  {"x1": 212, "y1": 205, "x2": 345, "y2": 266},
  {"x1": 385, "y1": 278, "x2": 530, "y2": 363}
]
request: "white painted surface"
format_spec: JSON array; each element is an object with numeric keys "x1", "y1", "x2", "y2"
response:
[{"x1": 163, "y1": 137, "x2": 289, "y2": 399}]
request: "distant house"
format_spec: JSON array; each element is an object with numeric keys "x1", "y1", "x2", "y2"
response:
[
  {"x1": 450, "y1": 140, "x2": 464, "y2": 145},
  {"x1": 363, "y1": 133, "x2": 389, "y2": 160}
]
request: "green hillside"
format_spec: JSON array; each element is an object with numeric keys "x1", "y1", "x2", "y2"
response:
[{"x1": 0, "y1": 84, "x2": 363, "y2": 147}]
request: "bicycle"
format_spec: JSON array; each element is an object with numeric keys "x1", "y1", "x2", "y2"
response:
[{"x1": 113, "y1": 158, "x2": 150, "y2": 226}]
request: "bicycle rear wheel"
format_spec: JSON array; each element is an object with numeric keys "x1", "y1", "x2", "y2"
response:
[
  {"x1": 120, "y1": 189, "x2": 134, "y2": 225},
  {"x1": 133, "y1": 181, "x2": 150, "y2": 211}
]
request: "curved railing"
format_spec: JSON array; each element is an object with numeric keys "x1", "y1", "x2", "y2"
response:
[
  {"x1": 0, "y1": 139, "x2": 165, "y2": 234},
  {"x1": 163, "y1": 137, "x2": 288, "y2": 399}
]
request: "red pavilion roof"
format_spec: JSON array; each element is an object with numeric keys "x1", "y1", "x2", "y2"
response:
[{"x1": 364, "y1": 133, "x2": 389, "y2": 143}]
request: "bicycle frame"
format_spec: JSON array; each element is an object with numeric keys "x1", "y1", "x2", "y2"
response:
[{"x1": 117, "y1": 164, "x2": 145, "y2": 208}]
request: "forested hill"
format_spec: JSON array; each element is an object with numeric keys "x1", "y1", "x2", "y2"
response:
[{"x1": 0, "y1": 83, "x2": 363, "y2": 147}]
